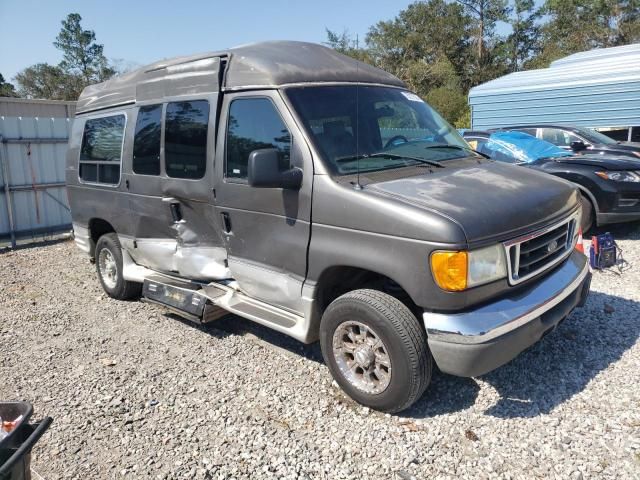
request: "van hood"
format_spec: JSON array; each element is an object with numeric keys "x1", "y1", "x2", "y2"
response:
[
  {"x1": 365, "y1": 160, "x2": 578, "y2": 243},
  {"x1": 557, "y1": 153, "x2": 640, "y2": 170}
]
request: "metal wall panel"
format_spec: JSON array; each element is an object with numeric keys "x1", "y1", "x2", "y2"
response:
[
  {"x1": 0, "y1": 97, "x2": 75, "y2": 118},
  {"x1": 0, "y1": 110, "x2": 72, "y2": 247},
  {"x1": 469, "y1": 43, "x2": 640, "y2": 130}
]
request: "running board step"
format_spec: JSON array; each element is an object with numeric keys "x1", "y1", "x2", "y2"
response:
[
  {"x1": 142, "y1": 276, "x2": 227, "y2": 324},
  {"x1": 142, "y1": 276, "x2": 304, "y2": 334}
]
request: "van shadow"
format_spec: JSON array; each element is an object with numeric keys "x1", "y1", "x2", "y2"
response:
[
  {"x1": 168, "y1": 289, "x2": 639, "y2": 420},
  {"x1": 405, "y1": 290, "x2": 640, "y2": 419},
  {"x1": 167, "y1": 312, "x2": 324, "y2": 363}
]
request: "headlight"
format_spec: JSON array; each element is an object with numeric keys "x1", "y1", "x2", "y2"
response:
[
  {"x1": 430, "y1": 244, "x2": 507, "y2": 291},
  {"x1": 595, "y1": 171, "x2": 640, "y2": 182}
]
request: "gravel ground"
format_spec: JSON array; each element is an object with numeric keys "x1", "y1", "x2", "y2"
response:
[{"x1": 1, "y1": 223, "x2": 640, "y2": 480}]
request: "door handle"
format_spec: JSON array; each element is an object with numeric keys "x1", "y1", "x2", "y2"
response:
[
  {"x1": 162, "y1": 197, "x2": 183, "y2": 223},
  {"x1": 220, "y1": 212, "x2": 232, "y2": 234},
  {"x1": 169, "y1": 203, "x2": 183, "y2": 223}
]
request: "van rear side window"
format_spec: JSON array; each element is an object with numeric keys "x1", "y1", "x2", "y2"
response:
[
  {"x1": 79, "y1": 114, "x2": 125, "y2": 185},
  {"x1": 133, "y1": 105, "x2": 162, "y2": 175},
  {"x1": 165, "y1": 100, "x2": 209, "y2": 179}
]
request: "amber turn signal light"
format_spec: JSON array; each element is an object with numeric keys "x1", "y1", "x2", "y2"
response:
[{"x1": 430, "y1": 251, "x2": 468, "y2": 291}]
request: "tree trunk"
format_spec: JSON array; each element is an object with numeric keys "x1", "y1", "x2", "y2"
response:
[{"x1": 478, "y1": 9, "x2": 485, "y2": 63}]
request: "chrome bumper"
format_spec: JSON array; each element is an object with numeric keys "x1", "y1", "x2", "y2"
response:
[{"x1": 424, "y1": 251, "x2": 591, "y2": 377}]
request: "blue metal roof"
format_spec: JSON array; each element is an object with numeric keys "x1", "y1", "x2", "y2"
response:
[{"x1": 468, "y1": 43, "x2": 640, "y2": 129}]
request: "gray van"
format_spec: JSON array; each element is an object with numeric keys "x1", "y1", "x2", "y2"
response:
[{"x1": 67, "y1": 41, "x2": 591, "y2": 412}]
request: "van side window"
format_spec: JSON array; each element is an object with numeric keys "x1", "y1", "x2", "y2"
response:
[
  {"x1": 133, "y1": 105, "x2": 162, "y2": 175},
  {"x1": 79, "y1": 114, "x2": 125, "y2": 185},
  {"x1": 165, "y1": 100, "x2": 209, "y2": 179},
  {"x1": 226, "y1": 98, "x2": 291, "y2": 179}
]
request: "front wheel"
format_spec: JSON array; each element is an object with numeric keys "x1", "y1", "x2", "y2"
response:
[
  {"x1": 580, "y1": 194, "x2": 594, "y2": 233},
  {"x1": 95, "y1": 233, "x2": 142, "y2": 300},
  {"x1": 319, "y1": 289, "x2": 432, "y2": 413}
]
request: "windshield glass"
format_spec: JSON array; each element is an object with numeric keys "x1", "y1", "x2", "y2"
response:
[
  {"x1": 286, "y1": 85, "x2": 474, "y2": 175},
  {"x1": 572, "y1": 126, "x2": 618, "y2": 145}
]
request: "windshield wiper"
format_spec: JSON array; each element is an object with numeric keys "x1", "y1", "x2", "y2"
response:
[
  {"x1": 335, "y1": 152, "x2": 444, "y2": 168},
  {"x1": 424, "y1": 144, "x2": 489, "y2": 159}
]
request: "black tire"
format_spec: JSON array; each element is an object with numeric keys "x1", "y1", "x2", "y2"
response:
[
  {"x1": 579, "y1": 194, "x2": 594, "y2": 233},
  {"x1": 95, "y1": 233, "x2": 142, "y2": 300},
  {"x1": 319, "y1": 289, "x2": 432, "y2": 413}
]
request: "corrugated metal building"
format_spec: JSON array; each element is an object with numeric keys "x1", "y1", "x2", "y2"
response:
[
  {"x1": 0, "y1": 97, "x2": 75, "y2": 247},
  {"x1": 468, "y1": 43, "x2": 640, "y2": 140}
]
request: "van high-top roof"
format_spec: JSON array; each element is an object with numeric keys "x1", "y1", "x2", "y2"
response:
[{"x1": 76, "y1": 41, "x2": 406, "y2": 114}]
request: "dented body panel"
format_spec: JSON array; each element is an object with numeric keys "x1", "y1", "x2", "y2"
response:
[{"x1": 67, "y1": 40, "x2": 586, "y2": 353}]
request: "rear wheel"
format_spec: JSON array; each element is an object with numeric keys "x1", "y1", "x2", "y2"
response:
[
  {"x1": 95, "y1": 233, "x2": 142, "y2": 300},
  {"x1": 319, "y1": 289, "x2": 432, "y2": 413},
  {"x1": 579, "y1": 194, "x2": 594, "y2": 233}
]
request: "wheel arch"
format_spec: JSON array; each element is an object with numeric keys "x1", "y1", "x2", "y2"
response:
[
  {"x1": 87, "y1": 218, "x2": 116, "y2": 257},
  {"x1": 575, "y1": 184, "x2": 599, "y2": 215},
  {"x1": 312, "y1": 265, "x2": 420, "y2": 319}
]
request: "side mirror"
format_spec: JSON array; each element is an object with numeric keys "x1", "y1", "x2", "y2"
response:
[
  {"x1": 570, "y1": 140, "x2": 587, "y2": 152},
  {"x1": 248, "y1": 148, "x2": 302, "y2": 190}
]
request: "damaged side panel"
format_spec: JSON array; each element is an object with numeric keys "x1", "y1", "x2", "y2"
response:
[{"x1": 123, "y1": 92, "x2": 230, "y2": 281}]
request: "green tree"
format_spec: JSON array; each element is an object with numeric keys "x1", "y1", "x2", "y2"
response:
[
  {"x1": 531, "y1": 0, "x2": 640, "y2": 67},
  {"x1": 364, "y1": 0, "x2": 477, "y2": 124},
  {"x1": 456, "y1": 0, "x2": 509, "y2": 63},
  {"x1": 14, "y1": 13, "x2": 115, "y2": 100},
  {"x1": 325, "y1": 1, "x2": 477, "y2": 125},
  {"x1": 323, "y1": 29, "x2": 371, "y2": 62},
  {"x1": 610, "y1": 0, "x2": 640, "y2": 45},
  {"x1": 426, "y1": 87, "x2": 470, "y2": 127},
  {"x1": 366, "y1": 0, "x2": 471, "y2": 82},
  {"x1": 0, "y1": 74, "x2": 18, "y2": 97},
  {"x1": 507, "y1": 0, "x2": 540, "y2": 71},
  {"x1": 14, "y1": 64, "x2": 77, "y2": 100},
  {"x1": 54, "y1": 13, "x2": 114, "y2": 83}
]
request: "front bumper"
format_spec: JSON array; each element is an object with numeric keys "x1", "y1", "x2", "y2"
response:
[
  {"x1": 424, "y1": 251, "x2": 591, "y2": 377},
  {"x1": 594, "y1": 183, "x2": 640, "y2": 225},
  {"x1": 598, "y1": 210, "x2": 640, "y2": 225}
]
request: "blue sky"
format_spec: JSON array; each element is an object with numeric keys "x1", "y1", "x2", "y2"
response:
[
  {"x1": 0, "y1": 0, "x2": 418, "y2": 81},
  {"x1": 0, "y1": 0, "x2": 525, "y2": 83}
]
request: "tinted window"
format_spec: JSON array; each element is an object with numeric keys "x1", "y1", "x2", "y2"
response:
[
  {"x1": 165, "y1": 100, "x2": 209, "y2": 179},
  {"x1": 592, "y1": 128, "x2": 628, "y2": 143},
  {"x1": 540, "y1": 128, "x2": 580, "y2": 147},
  {"x1": 226, "y1": 98, "x2": 291, "y2": 179},
  {"x1": 576, "y1": 126, "x2": 619, "y2": 144},
  {"x1": 79, "y1": 114, "x2": 125, "y2": 185},
  {"x1": 133, "y1": 105, "x2": 162, "y2": 175}
]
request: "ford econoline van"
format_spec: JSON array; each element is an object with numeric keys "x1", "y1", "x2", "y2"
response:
[{"x1": 67, "y1": 41, "x2": 591, "y2": 412}]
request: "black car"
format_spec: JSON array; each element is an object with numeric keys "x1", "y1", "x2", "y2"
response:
[
  {"x1": 492, "y1": 124, "x2": 640, "y2": 159},
  {"x1": 463, "y1": 130, "x2": 640, "y2": 231}
]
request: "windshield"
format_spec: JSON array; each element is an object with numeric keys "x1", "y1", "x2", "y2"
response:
[
  {"x1": 572, "y1": 126, "x2": 618, "y2": 145},
  {"x1": 286, "y1": 85, "x2": 474, "y2": 175}
]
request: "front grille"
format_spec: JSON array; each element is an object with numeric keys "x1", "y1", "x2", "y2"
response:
[{"x1": 504, "y1": 214, "x2": 578, "y2": 285}]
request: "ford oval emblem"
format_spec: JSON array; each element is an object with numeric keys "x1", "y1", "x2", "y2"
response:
[{"x1": 547, "y1": 240, "x2": 558, "y2": 253}]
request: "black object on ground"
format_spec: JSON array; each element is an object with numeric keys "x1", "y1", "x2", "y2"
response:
[{"x1": 0, "y1": 402, "x2": 52, "y2": 480}]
